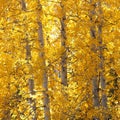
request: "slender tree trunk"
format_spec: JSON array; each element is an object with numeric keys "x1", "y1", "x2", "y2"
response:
[
  {"x1": 26, "y1": 39, "x2": 37, "y2": 119},
  {"x1": 97, "y1": 1, "x2": 107, "y2": 119},
  {"x1": 90, "y1": 0, "x2": 107, "y2": 119},
  {"x1": 60, "y1": 2, "x2": 67, "y2": 86},
  {"x1": 89, "y1": 0, "x2": 100, "y2": 119},
  {"x1": 92, "y1": 76, "x2": 100, "y2": 107},
  {"x1": 21, "y1": 1, "x2": 37, "y2": 120},
  {"x1": 89, "y1": 0, "x2": 100, "y2": 108},
  {"x1": 25, "y1": 35, "x2": 37, "y2": 120},
  {"x1": 97, "y1": 1, "x2": 107, "y2": 109},
  {"x1": 28, "y1": 78, "x2": 37, "y2": 120},
  {"x1": 60, "y1": 2, "x2": 68, "y2": 119},
  {"x1": 38, "y1": 19, "x2": 51, "y2": 120},
  {"x1": 37, "y1": 1, "x2": 51, "y2": 120}
]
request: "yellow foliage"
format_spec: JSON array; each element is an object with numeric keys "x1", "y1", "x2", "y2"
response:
[{"x1": 0, "y1": 0, "x2": 119, "y2": 119}]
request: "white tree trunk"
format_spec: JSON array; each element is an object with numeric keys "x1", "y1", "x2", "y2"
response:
[
  {"x1": 97, "y1": 1, "x2": 107, "y2": 109},
  {"x1": 28, "y1": 78, "x2": 37, "y2": 120},
  {"x1": 21, "y1": 1, "x2": 37, "y2": 119},
  {"x1": 37, "y1": 1, "x2": 51, "y2": 119},
  {"x1": 25, "y1": 35, "x2": 37, "y2": 120},
  {"x1": 89, "y1": 1, "x2": 100, "y2": 119},
  {"x1": 60, "y1": 2, "x2": 67, "y2": 86},
  {"x1": 38, "y1": 20, "x2": 51, "y2": 120},
  {"x1": 89, "y1": 0, "x2": 100, "y2": 108},
  {"x1": 90, "y1": 0, "x2": 107, "y2": 119}
]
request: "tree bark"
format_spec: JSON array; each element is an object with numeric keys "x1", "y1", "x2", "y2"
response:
[
  {"x1": 90, "y1": 0, "x2": 107, "y2": 119},
  {"x1": 25, "y1": 37, "x2": 37, "y2": 120},
  {"x1": 21, "y1": 1, "x2": 37, "y2": 120},
  {"x1": 60, "y1": 2, "x2": 67, "y2": 86},
  {"x1": 97, "y1": 1, "x2": 107, "y2": 109},
  {"x1": 37, "y1": 1, "x2": 51, "y2": 120},
  {"x1": 97, "y1": 2, "x2": 108, "y2": 120},
  {"x1": 89, "y1": 0, "x2": 100, "y2": 119},
  {"x1": 89, "y1": 0, "x2": 100, "y2": 108},
  {"x1": 38, "y1": 19, "x2": 51, "y2": 120}
]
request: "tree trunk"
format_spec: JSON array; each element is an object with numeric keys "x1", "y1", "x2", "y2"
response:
[
  {"x1": 90, "y1": 0, "x2": 107, "y2": 119},
  {"x1": 25, "y1": 37, "x2": 37, "y2": 120},
  {"x1": 97, "y1": 1, "x2": 107, "y2": 119},
  {"x1": 59, "y1": 2, "x2": 68, "y2": 119},
  {"x1": 37, "y1": 19, "x2": 51, "y2": 120},
  {"x1": 89, "y1": 0, "x2": 100, "y2": 119},
  {"x1": 37, "y1": 1, "x2": 51, "y2": 119},
  {"x1": 89, "y1": 0, "x2": 100, "y2": 108},
  {"x1": 92, "y1": 76, "x2": 100, "y2": 107},
  {"x1": 97, "y1": 1, "x2": 107, "y2": 109},
  {"x1": 60, "y1": 2, "x2": 67, "y2": 86},
  {"x1": 21, "y1": 1, "x2": 37, "y2": 119}
]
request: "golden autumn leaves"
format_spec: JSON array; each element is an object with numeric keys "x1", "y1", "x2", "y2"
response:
[{"x1": 0, "y1": 0, "x2": 120, "y2": 119}]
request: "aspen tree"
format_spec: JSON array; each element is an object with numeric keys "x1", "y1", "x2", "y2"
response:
[
  {"x1": 89, "y1": 0, "x2": 100, "y2": 109},
  {"x1": 96, "y1": 1, "x2": 108, "y2": 119},
  {"x1": 25, "y1": 38, "x2": 37, "y2": 120},
  {"x1": 21, "y1": 0, "x2": 37, "y2": 119},
  {"x1": 97, "y1": 0, "x2": 108, "y2": 116},
  {"x1": 89, "y1": 0, "x2": 100, "y2": 119},
  {"x1": 36, "y1": 0, "x2": 51, "y2": 120},
  {"x1": 90, "y1": 0, "x2": 108, "y2": 119},
  {"x1": 60, "y1": 1, "x2": 67, "y2": 86}
]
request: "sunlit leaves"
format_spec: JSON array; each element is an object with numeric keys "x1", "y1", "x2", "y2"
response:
[{"x1": 0, "y1": 0, "x2": 120, "y2": 119}]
